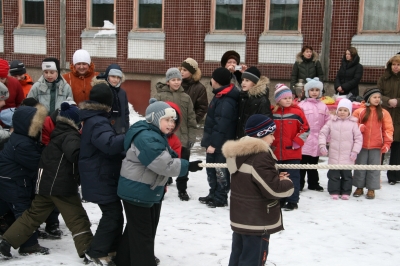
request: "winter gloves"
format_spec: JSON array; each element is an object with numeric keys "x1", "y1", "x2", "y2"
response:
[
  {"x1": 189, "y1": 160, "x2": 203, "y2": 172},
  {"x1": 319, "y1": 146, "x2": 328, "y2": 156},
  {"x1": 381, "y1": 145, "x2": 390, "y2": 154},
  {"x1": 350, "y1": 152, "x2": 358, "y2": 161}
]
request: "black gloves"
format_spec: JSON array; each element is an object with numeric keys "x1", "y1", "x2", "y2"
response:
[{"x1": 188, "y1": 160, "x2": 203, "y2": 172}]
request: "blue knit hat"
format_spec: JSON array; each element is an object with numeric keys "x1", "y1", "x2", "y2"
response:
[
  {"x1": 145, "y1": 98, "x2": 176, "y2": 129},
  {"x1": 59, "y1": 102, "x2": 80, "y2": 126},
  {"x1": 245, "y1": 114, "x2": 276, "y2": 138}
]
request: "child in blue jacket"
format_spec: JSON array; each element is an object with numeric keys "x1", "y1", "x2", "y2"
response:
[{"x1": 115, "y1": 99, "x2": 202, "y2": 266}]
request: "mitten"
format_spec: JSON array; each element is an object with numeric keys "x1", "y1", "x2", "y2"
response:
[
  {"x1": 189, "y1": 160, "x2": 203, "y2": 172},
  {"x1": 359, "y1": 124, "x2": 366, "y2": 133},
  {"x1": 320, "y1": 146, "x2": 328, "y2": 156},
  {"x1": 292, "y1": 141, "x2": 301, "y2": 149},
  {"x1": 381, "y1": 145, "x2": 390, "y2": 154},
  {"x1": 350, "y1": 152, "x2": 357, "y2": 161}
]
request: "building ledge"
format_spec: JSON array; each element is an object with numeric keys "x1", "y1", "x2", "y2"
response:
[
  {"x1": 81, "y1": 29, "x2": 116, "y2": 39},
  {"x1": 259, "y1": 34, "x2": 303, "y2": 44},
  {"x1": 128, "y1": 31, "x2": 165, "y2": 41},
  {"x1": 352, "y1": 34, "x2": 400, "y2": 45},
  {"x1": 204, "y1": 33, "x2": 246, "y2": 43},
  {"x1": 14, "y1": 27, "x2": 46, "y2": 36}
]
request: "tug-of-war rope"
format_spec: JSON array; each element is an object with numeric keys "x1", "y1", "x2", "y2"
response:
[{"x1": 198, "y1": 163, "x2": 400, "y2": 171}]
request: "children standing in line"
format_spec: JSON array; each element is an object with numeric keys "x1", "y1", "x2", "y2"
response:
[
  {"x1": 115, "y1": 99, "x2": 202, "y2": 266},
  {"x1": 272, "y1": 84, "x2": 309, "y2": 211},
  {"x1": 94, "y1": 64, "x2": 130, "y2": 135},
  {"x1": 298, "y1": 78, "x2": 330, "y2": 192},
  {"x1": 223, "y1": 114, "x2": 294, "y2": 266},
  {"x1": 155, "y1": 68, "x2": 197, "y2": 201},
  {"x1": 78, "y1": 83, "x2": 125, "y2": 265},
  {"x1": 27, "y1": 58, "x2": 73, "y2": 114},
  {"x1": 200, "y1": 67, "x2": 239, "y2": 208},
  {"x1": 180, "y1": 58, "x2": 208, "y2": 123},
  {"x1": 352, "y1": 88, "x2": 393, "y2": 199},
  {"x1": 236, "y1": 66, "x2": 272, "y2": 139},
  {"x1": 319, "y1": 99, "x2": 363, "y2": 199}
]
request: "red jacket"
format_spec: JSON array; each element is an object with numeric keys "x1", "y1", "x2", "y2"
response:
[
  {"x1": 1, "y1": 76, "x2": 24, "y2": 110},
  {"x1": 42, "y1": 116, "x2": 56, "y2": 146},
  {"x1": 166, "y1": 101, "x2": 182, "y2": 157},
  {"x1": 272, "y1": 104, "x2": 310, "y2": 161}
]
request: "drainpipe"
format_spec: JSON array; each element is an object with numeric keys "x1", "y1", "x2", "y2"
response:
[
  {"x1": 320, "y1": 0, "x2": 333, "y2": 82},
  {"x1": 60, "y1": 0, "x2": 66, "y2": 70}
]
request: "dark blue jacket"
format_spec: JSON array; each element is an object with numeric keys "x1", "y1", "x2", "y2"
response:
[
  {"x1": 78, "y1": 101, "x2": 125, "y2": 204},
  {"x1": 0, "y1": 105, "x2": 47, "y2": 202},
  {"x1": 95, "y1": 64, "x2": 130, "y2": 134},
  {"x1": 201, "y1": 84, "x2": 239, "y2": 153}
]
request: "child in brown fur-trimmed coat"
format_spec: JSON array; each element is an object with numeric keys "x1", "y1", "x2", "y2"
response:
[{"x1": 222, "y1": 114, "x2": 294, "y2": 266}]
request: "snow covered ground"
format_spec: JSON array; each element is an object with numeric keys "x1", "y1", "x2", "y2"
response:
[{"x1": 2, "y1": 106, "x2": 400, "y2": 265}]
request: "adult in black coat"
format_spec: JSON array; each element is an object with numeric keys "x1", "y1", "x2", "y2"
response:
[
  {"x1": 0, "y1": 104, "x2": 48, "y2": 255},
  {"x1": 334, "y1": 47, "x2": 363, "y2": 98},
  {"x1": 79, "y1": 83, "x2": 125, "y2": 263}
]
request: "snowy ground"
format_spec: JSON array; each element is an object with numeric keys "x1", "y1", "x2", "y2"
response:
[{"x1": 2, "y1": 106, "x2": 400, "y2": 265}]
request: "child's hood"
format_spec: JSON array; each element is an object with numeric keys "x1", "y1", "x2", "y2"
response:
[
  {"x1": 248, "y1": 76, "x2": 270, "y2": 97},
  {"x1": 164, "y1": 101, "x2": 181, "y2": 134},
  {"x1": 124, "y1": 120, "x2": 161, "y2": 151},
  {"x1": 331, "y1": 114, "x2": 358, "y2": 123},
  {"x1": 13, "y1": 104, "x2": 47, "y2": 138}
]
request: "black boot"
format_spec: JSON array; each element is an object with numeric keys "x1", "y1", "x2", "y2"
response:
[
  {"x1": 45, "y1": 223, "x2": 63, "y2": 239},
  {"x1": 18, "y1": 243, "x2": 49, "y2": 256},
  {"x1": 198, "y1": 194, "x2": 213, "y2": 204},
  {"x1": 178, "y1": 190, "x2": 190, "y2": 201},
  {"x1": 0, "y1": 240, "x2": 12, "y2": 259}
]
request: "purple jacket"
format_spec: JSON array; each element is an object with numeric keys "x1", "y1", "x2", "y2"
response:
[
  {"x1": 298, "y1": 98, "x2": 330, "y2": 157},
  {"x1": 319, "y1": 115, "x2": 363, "y2": 165}
]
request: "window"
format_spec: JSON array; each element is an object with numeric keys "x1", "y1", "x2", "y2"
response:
[
  {"x1": 133, "y1": 0, "x2": 163, "y2": 30},
  {"x1": 359, "y1": 0, "x2": 400, "y2": 32},
  {"x1": 265, "y1": 0, "x2": 301, "y2": 32},
  {"x1": 211, "y1": 0, "x2": 244, "y2": 31},
  {"x1": 90, "y1": 0, "x2": 115, "y2": 28},
  {"x1": 23, "y1": 0, "x2": 44, "y2": 25}
]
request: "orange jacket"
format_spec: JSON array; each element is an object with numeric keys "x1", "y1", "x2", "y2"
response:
[
  {"x1": 62, "y1": 62, "x2": 99, "y2": 105},
  {"x1": 19, "y1": 73, "x2": 34, "y2": 98},
  {"x1": 352, "y1": 103, "x2": 393, "y2": 150}
]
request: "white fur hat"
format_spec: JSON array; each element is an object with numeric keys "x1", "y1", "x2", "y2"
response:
[
  {"x1": 304, "y1": 77, "x2": 323, "y2": 98},
  {"x1": 73, "y1": 49, "x2": 91, "y2": 65},
  {"x1": 337, "y1": 98, "x2": 352, "y2": 116}
]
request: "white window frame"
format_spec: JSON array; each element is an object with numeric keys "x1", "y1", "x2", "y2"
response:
[
  {"x1": 19, "y1": 0, "x2": 46, "y2": 27},
  {"x1": 358, "y1": 0, "x2": 400, "y2": 34},
  {"x1": 210, "y1": 0, "x2": 246, "y2": 34},
  {"x1": 264, "y1": 0, "x2": 302, "y2": 34},
  {"x1": 86, "y1": 0, "x2": 116, "y2": 29},
  {"x1": 133, "y1": 0, "x2": 164, "y2": 31}
]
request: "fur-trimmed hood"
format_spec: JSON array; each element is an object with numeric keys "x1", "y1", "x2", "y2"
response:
[
  {"x1": 12, "y1": 104, "x2": 47, "y2": 138},
  {"x1": 79, "y1": 101, "x2": 111, "y2": 113},
  {"x1": 296, "y1": 51, "x2": 320, "y2": 64},
  {"x1": 91, "y1": 74, "x2": 126, "y2": 87},
  {"x1": 56, "y1": 115, "x2": 79, "y2": 130},
  {"x1": 248, "y1": 76, "x2": 270, "y2": 97},
  {"x1": 383, "y1": 55, "x2": 400, "y2": 79},
  {"x1": 178, "y1": 66, "x2": 202, "y2": 82},
  {"x1": 222, "y1": 136, "x2": 276, "y2": 159}
]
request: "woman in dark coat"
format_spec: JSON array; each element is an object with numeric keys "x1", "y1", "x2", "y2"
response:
[
  {"x1": 334, "y1": 47, "x2": 364, "y2": 99},
  {"x1": 290, "y1": 45, "x2": 324, "y2": 95}
]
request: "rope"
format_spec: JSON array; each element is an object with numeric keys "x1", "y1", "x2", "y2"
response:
[{"x1": 198, "y1": 163, "x2": 400, "y2": 171}]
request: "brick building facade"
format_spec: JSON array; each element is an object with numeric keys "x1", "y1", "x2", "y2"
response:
[{"x1": 0, "y1": 0, "x2": 398, "y2": 113}]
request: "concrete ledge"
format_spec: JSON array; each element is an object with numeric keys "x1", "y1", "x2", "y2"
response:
[
  {"x1": 259, "y1": 34, "x2": 303, "y2": 44},
  {"x1": 128, "y1": 32, "x2": 165, "y2": 41},
  {"x1": 13, "y1": 27, "x2": 46, "y2": 36},
  {"x1": 352, "y1": 34, "x2": 400, "y2": 45},
  {"x1": 204, "y1": 34, "x2": 246, "y2": 43},
  {"x1": 81, "y1": 30, "x2": 116, "y2": 39}
]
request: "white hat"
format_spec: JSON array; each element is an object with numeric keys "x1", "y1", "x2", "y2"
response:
[
  {"x1": 304, "y1": 77, "x2": 323, "y2": 98},
  {"x1": 337, "y1": 98, "x2": 352, "y2": 116},
  {"x1": 73, "y1": 49, "x2": 91, "y2": 65}
]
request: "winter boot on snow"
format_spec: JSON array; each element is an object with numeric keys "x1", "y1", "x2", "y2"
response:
[
  {"x1": 366, "y1": 189, "x2": 375, "y2": 199},
  {"x1": 18, "y1": 243, "x2": 49, "y2": 256},
  {"x1": 198, "y1": 194, "x2": 213, "y2": 204},
  {"x1": 155, "y1": 255, "x2": 160, "y2": 265},
  {"x1": 353, "y1": 188, "x2": 364, "y2": 197},
  {"x1": 178, "y1": 190, "x2": 190, "y2": 201},
  {"x1": 85, "y1": 253, "x2": 116, "y2": 266},
  {"x1": 45, "y1": 223, "x2": 63, "y2": 239},
  {"x1": 166, "y1": 177, "x2": 173, "y2": 185},
  {"x1": 0, "y1": 240, "x2": 12, "y2": 259}
]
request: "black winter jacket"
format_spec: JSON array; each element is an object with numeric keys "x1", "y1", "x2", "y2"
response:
[
  {"x1": 201, "y1": 84, "x2": 239, "y2": 152},
  {"x1": 0, "y1": 105, "x2": 47, "y2": 202},
  {"x1": 236, "y1": 76, "x2": 272, "y2": 139},
  {"x1": 290, "y1": 51, "x2": 324, "y2": 92},
  {"x1": 36, "y1": 116, "x2": 81, "y2": 196},
  {"x1": 334, "y1": 55, "x2": 363, "y2": 97},
  {"x1": 78, "y1": 101, "x2": 125, "y2": 204}
]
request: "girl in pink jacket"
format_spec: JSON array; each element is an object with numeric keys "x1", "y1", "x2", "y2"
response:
[
  {"x1": 298, "y1": 78, "x2": 330, "y2": 192},
  {"x1": 319, "y1": 99, "x2": 363, "y2": 200}
]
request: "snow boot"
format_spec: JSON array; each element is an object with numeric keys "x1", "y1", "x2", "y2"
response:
[
  {"x1": 366, "y1": 189, "x2": 375, "y2": 199},
  {"x1": 18, "y1": 243, "x2": 49, "y2": 256},
  {"x1": 207, "y1": 200, "x2": 228, "y2": 208},
  {"x1": 331, "y1": 194, "x2": 339, "y2": 200},
  {"x1": 85, "y1": 253, "x2": 116, "y2": 266},
  {"x1": 155, "y1": 255, "x2": 160, "y2": 265},
  {"x1": 45, "y1": 223, "x2": 63, "y2": 239},
  {"x1": 283, "y1": 202, "x2": 298, "y2": 211},
  {"x1": 198, "y1": 194, "x2": 213, "y2": 204},
  {"x1": 352, "y1": 188, "x2": 364, "y2": 197},
  {"x1": 308, "y1": 184, "x2": 324, "y2": 192},
  {"x1": 0, "y1": 240, "x2": 12, "y2": 259},
  {"x1": 166, "y1": 177, "x2": 173, "y2": 185},
  {"x1": 178, "y1": 190, "x2": 190, "y2": 201}
]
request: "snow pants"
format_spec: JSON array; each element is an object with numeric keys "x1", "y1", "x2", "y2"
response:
[{"x1": 353, "y1": 148, "x2": 381, "y2": 190}]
